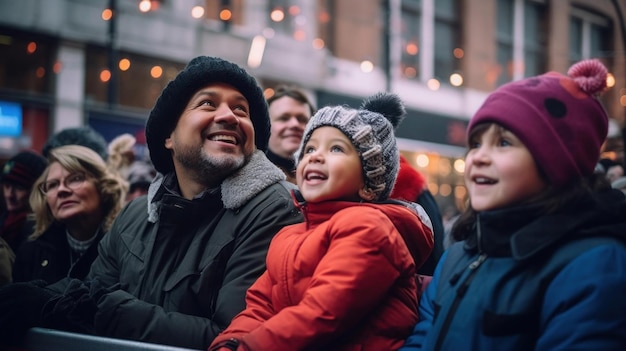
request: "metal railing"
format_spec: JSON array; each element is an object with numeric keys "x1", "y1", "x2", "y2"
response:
[{"x1": 20, "y1": 327, "x2": 201, "y2": 351}]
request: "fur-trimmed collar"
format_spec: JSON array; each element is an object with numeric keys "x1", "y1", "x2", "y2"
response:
[
  {"x1": 146, "y1": 150, "x2": 286, "y2": 222},
  {"x1": 390, "y1": 155, "x2": 427, "y2": 202}
]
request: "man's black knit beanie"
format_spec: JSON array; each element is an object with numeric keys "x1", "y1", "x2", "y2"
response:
[{"x1": 145, "y1": 56, "x2": 270, "y2": 174}]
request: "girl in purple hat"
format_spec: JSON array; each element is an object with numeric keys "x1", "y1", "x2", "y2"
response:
[{"x1": 400, "y1": 59, "x2": 626, "y2": 351}]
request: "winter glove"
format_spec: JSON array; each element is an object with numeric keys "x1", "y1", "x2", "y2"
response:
[
  {"x1": 0, "y1": 280, "x2": 59, "y2": 346},
  {"x1": 209, "y1": 338, "x2": 247, "y2": 351},
  {"x1": 42, "y1": 278, "x2": 119, "y2": 335}
]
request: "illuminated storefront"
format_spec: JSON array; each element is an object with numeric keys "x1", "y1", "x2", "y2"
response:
[{"x1": 0, "y1": 27, "x2": 54, "y2": 158}]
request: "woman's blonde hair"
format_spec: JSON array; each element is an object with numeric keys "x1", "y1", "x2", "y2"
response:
[
  {"x1": 29, "y1": 145, "x2": 128, "y2": 239},
  {"x1": 106, "y1": 133, "x2": 136, "y2": 179}
]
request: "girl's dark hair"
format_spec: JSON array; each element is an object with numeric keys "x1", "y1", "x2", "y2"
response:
[
  {"x1": 451, "y1": 122, "x2": 612, "y2": 242},
  {"x1": 451, "y1": 174, "x2": 610, "y2": 242}
]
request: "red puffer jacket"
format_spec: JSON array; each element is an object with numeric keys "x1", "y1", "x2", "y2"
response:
[{"x1": 210, "y1": 196, "x2": 433, "y2": 351}]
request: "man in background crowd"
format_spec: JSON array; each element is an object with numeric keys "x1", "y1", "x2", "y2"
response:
[{"x1": 266, "y1": 85, "x2": 315, "y2": 183}]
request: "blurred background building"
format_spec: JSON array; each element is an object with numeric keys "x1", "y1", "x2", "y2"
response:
[{"x1": 1, "y1": 0, "x2": 625, "y2": 212}]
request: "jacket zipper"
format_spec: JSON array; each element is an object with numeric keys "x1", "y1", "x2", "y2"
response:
[{"x1": 434, "y1": 219, "x2": 488, "y2": 350}]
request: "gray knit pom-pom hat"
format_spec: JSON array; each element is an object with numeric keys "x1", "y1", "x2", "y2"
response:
[{"x1": 295, "y1": 92, "x2": 406, "y2": 201}]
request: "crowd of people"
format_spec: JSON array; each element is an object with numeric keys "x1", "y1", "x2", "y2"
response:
[{"x1": 0, "y1": 56, "x2": 624, "y2": 351}]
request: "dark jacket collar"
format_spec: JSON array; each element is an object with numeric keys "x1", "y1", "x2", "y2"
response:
[
  {"x1": 266, "y1": 149, "x2": 296, "y2": 172},
  {"x1": 465, "y1": 188, "x2": 626, "y2": 261},
  {"x1": 146, "y1": 150, "x2": 286, "y2": 222}
]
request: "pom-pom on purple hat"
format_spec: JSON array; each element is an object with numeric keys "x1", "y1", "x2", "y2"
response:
[{"x1": 468, "y1": 59, "x2": 609, "y2": 188}]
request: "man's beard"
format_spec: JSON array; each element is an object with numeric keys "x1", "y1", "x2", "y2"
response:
[{"x1": 175, "y1": 145, "x2": 248, "y2": 187}]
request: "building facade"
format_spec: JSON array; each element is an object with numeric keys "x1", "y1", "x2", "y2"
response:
[{"x1": 1, "y1": 0, "x2": 624, "y2": 211}]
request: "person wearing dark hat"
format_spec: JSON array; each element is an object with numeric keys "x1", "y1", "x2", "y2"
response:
[
  {"x1": 400, "y1": 59, "x2": 626, "y2": 351},
  {"x1": 0, "y1": 56, "x2": 302, "y2": 349},
  {"x1": 42, "y1": 126, "x2": 109, "y2": 162},
  {"x1": 0, "y1": 150, "x2": 48, "y2": 252},
  {"x1": 0, "y1": 150, "x2": 47, "y2": 286},
  {"x1": 210, "y1": 92, "x2": 433, "y2": 351}
]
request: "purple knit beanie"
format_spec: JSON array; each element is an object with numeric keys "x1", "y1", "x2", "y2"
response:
[{"x1": 468, "y1": 59, "x2": 609, "y2": 188}]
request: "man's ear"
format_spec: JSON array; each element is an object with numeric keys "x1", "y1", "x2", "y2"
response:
[
  {"x1": 359, "y1": 187, "x2": 375, "y2": 201},
  {"x1": 164, "y1": 136, "x2": 173, "y2": 150}
]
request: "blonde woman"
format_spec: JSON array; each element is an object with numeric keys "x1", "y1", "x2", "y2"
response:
[{"x1": 12, "y1": 145, "x2": 127, "y2": 284}]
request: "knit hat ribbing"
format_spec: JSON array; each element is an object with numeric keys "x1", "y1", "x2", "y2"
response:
[
  {"x1": 146, "y1": 56, "x2": 270, "y2": 174},
  {"x1": 1, "y1": 150, "x2": 48, "y2": 190},
  {"x1": 468, "y1": 59, "x2": 609, "y2": 188},
  {"x1": 296, "y1": 92, "x2": 405, "y2": 201}
]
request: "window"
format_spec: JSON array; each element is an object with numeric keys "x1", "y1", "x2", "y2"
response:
[
  {"x1": 496, "y1": 0, "x2": 514, "y2": 85},
  {"x1": 199, "y1": 0, "x2": 244, "y2": 26},
  {"x1": 522, "y1": 1, "x2": 547, "y2": 77},
  {"x1": 569, "y1": 8, "x2": 612, "y2": 65},
  {"x1": 84, "y1": 47, "x2": 185, "y2": 110},
  {"x1": 433, "y1": 0, "x2": 460, "y2": 81},
  {"x1": 399, "y1": 0, "x2": 461, "y2": 84},
  {"x1": 0, "y1": 29, "x2": 56, "y2": 95},
  {"x1": 316, "y1": 0, "x2": 335, "y2": 53},
  {"x1": 268, "y1": 0, "x2": 293, "y2": 34},
  {"x1": 496, "y1": 0, "x2": 547, "y2": 86},
  {"x1": 400, "y1": 0, "x2": 422, "y2": 80}
]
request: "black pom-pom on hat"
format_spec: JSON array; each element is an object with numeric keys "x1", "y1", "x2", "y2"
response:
[{"x1": 361, "y1": 92, "x2": 406, "y2": 129}]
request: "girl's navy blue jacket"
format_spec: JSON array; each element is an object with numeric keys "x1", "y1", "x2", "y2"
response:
[{"x1": 400, "y1": 188, "x2": 626, "y2": 351}]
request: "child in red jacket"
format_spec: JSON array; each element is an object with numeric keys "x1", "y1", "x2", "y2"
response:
[{"x1": 210, "y1": 92, "x2": 434, "y2": 351}]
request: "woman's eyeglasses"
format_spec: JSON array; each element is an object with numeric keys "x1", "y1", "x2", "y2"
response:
[{"x1": 39, "y1": 172, "x2": 88, "y2": 195}]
